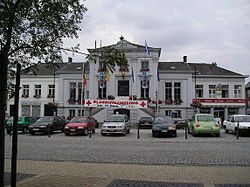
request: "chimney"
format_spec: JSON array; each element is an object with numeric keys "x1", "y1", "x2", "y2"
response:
[
  {"x1": 68, "y1": 57, "x2": 73, "y2": 63},
  {"x1": 183, "y1": 56, "x2": 187, "y2": 63}
]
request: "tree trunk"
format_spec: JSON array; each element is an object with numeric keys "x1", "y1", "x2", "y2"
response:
[{"x1": 0, "y1": 52, "x2": 8, "y2": 186}]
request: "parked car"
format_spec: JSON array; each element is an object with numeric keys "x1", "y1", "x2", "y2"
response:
[
  {"x1": 64, "y1": 116, "x2": 96, "y2": 136},
  {"x1": 173, "y1": 118, "x2": 186, "y2": 129},
  {"x1": 101, "y1": 114, "x2": 130, "y2": 136},
  {"x1": 152, "y1": 117, "x2": 177, "y2": 137},
  {"x1": 138, "y1": 117, "x2": 153, "y2": 129},
  {"x1": 5, "y1": 116, "x2": 38, "y2": 134},
  {"x1": 28, "y1": 116, "x2": 66, "y2": 135},
  {"x1": 93, "y1": 118, "x2": 99, "y2": 128},
  {"x1": 224, "y1": 115, "x2": 250, "y2": 135},
  {"x1": 188, "y1": 114, "x2": 220, "y2": 137}
]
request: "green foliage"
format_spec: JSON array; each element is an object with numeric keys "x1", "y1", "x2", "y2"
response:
[
  {"x1": 0, "y1": 0, "x2": 87, "y2": 65},
  {"x1": 87, "y1": 47, "x2": 129, "y2": 73}
]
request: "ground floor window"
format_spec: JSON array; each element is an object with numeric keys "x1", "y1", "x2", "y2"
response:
[
  {"x1": 21, "y1": 104, "x2": 40, "y2": 117},
  {"x1": 78, "y1": 109, "x2": 84, "y2": 116},
  {"x1": 22, "y1": 105, "x2": 31, "y2": 116},
  {"x1": 228, "y1": 107, "x2": 238, "y2": 116},
  {"x1": 32, "y1": 105, "x2": 40, "y2": 117},
  {"x1": 69, "y1": 109, "x2": 76, "y2": 118},
  {"x1": 200, "y1": 108, "x2": 210, "y2": 114},
  {"x1": 165, "y1": 110, "x2": 181, "y2": 118}
]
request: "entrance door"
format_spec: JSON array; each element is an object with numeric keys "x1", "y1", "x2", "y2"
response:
[
  {"x1": 118, "y1": 80, "x2": 129, "y2": 96},
  {"x1": 214, "y1": 107, "x2": 225, "y2": 124}
]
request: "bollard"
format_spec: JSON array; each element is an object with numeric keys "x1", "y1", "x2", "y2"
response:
[
  {"x1": 137, "y1": 124, "x2": 140, "y2": 139},
  {"x1": 48, "y1": 124, "x2": 51, "y2": 138},
  {"x1": 236, "y1": 122, "x2": 239, "y2": 140},
  {"x1": 185, "y1": 121, "x2": 188, "y2": 140}
]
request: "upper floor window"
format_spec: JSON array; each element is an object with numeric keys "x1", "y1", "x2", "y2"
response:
[
  {"x1": 78, "y1": 82, "x2": 83, "y2": 103},
  {"x1": 48, "y1": 85, "x2": 55, "y2": 98},
  {"x1": 141, "y1": 61, "x2": 149, "y2": 71},
  {"x1": 69, "y1": 82, "x2": 76, "y2": 100},
  {"x1": 22, "y1": 85, "x2": 29, "y2": 97},
  {"x1": 221, "y1": 85, "x2": 229, "y2": 98},
  {"x1": 174, "y1": 82, "x2": 181, "y2": 100},
  {"x1": 34, "y1": 85, "x2": 41, "y2": 97},
  {"x1": 165, "y1": 82, "x2": 172, "y2": 100},
  {"x1": 209, "y1": 85, "x2": 216, "y2": 98},
  {"x1": 234, "y1": 85, "x2": 242, "y2": 98},
  {"x1": 196, "y1": 85, "x2": 203, "y2": 98}
]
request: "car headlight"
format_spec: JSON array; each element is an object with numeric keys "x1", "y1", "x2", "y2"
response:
[
  {"x1": 118, "y1": 125, "x2": 123, "y2": 128},
  {"x1": 78, "y1": 126, "x2": 84, "y2": 129},
  {"x1": 64, "y1": 126, "x2": 69, "y2": 129},
  {"x1": 169, "y1": 125, "x2": 176, "y2": 130},
  {"x1": 39, "y1": 125, "x2": 47, "y2": 128}
]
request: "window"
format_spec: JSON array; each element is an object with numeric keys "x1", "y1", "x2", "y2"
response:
[
  {"x1": 32, "y1": 105, "x2": 40, "y2": 117},
  {"x1": 22, "y1": 85, "x2": 29, "y2": 97},
  {"x1": 141, "y1": 61, "x2": 149, "y2": 71},
  {"x1": 69, "y1": 109, "x2": 75, "y2": 118},
  {"x1": 209, "y1": 85, "x2": 216, "y2": 98},
  {"x1": 78, "y1": 109, "x2": 84, "y2": 116},
  {"x1": 48, "y1": 85, "x2": 55, "y2": 97},
  {"x1": 247, "y1": 90, "x2": 250, "y2": 98},
  {"x1": 118, "y1": 80, "x2": 129, "y2": 97},
  {"x1": 196, "y1": 85, "x2": 203, "y2": 98},
  {"x1": 172, "y1": 110, "x2": 181, "y2": 118},
  {"x1": 165, "y1": 82, "x2": 172, "y2": 100},
  {"x1": 165, "y1": 110, "x2": 172, "y2": 117},
  {"x1": 234, "y1": 85, "x2": 242, "y2": 98},
  {"x1": 221, "y1": 85, "x2": 229, "y2": 98},
  {"x1": 69, "y1": 82, "x2": 76, "y2": 100},
  {"x1": 98, "y1": 81, "x2": 107, "y2": 99},
  {"x1": 34, "y1": 85, "x2": 41, "y2": 97},
  {"x1": 22, "y1": 105, "x2": 30, "y2": 116},
  {"x1": 174, "y1": 82, "x2": 181, "y2": 100},
  {"x1": 78, "y1": 82, "x2": 82, "y2": 103},
  {"x1": 140, "y1": 81, "x2": 149, "y2": 99}
]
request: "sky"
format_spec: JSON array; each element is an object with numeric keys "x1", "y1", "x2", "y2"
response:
[{"x1": 63, "y1": 0, "x2": 250, "y2": 83}]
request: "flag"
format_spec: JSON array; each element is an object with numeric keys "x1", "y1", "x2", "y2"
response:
[
  {"x1": 145, "y1": 40, "x2": 150, "y2": 55},
  {"x1": 132, "y1": 65, "x2": 134, "y2": 82},
  {"x1": 157, "y1": 63, "x2": 159, "y2": 82},
  {"x1": 82, "y1": 63, "x2": 87, "y2": 87},
  {"x1": 105, "y1": 68, "x2": 110, "y2": 81}
]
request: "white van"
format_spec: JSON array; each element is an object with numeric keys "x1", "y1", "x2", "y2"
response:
[
  {"x1": 101, "y1": 114, "x2": 130, "y2": 136},
  {"x1": 224, "y1": 115, "x2": 250, "y2": 134}
]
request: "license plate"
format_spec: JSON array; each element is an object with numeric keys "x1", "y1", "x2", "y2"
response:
[
  {"x1": 161, "y1": 130, "x2": 168, "y2": 132},
  {"x1": 70, "y1": 129, "x2": 76, "y2": 132},
  {"x1": 33, "y1": 128, "x2": 39, "y2": 131},
  {"x1": 109, "y1": 130, "x2": 115, "y2": 132}
]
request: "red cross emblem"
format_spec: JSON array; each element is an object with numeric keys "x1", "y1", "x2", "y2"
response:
[
  {"x1": 85, "y1": 100, "x2": 92, "y2": 106},
  {"x1": 140, "y1": 101, "x2": 146, "y2": 108}
]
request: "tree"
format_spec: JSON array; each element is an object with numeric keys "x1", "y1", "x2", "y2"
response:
[{"x1": 0, "y1": 1, "x2": 87, "y2": 185}]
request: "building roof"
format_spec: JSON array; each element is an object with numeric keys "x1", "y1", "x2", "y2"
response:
[
  {"x1": 158, "y1": 62, "x2": 192, "y2": 72},
  {"x1": 21, "y1": 62, "x2": 89, "y2": 76},
  {"x1": 188, "y1": 63, "x2": 244, "y2": 76},
  {"x1": 246, "y1": 82, "x2": 250, "y2": 88}
]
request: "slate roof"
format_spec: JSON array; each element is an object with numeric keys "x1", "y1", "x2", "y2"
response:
[
  {"x1": 158, "y1": 62, "x2": 192, "y2": 71},
  {"x1": 21, "y1": 62, "x2": 89, "y2": 76},
  {"x1": 188, "y1": 63, "x2": 244, "y2": 76}
]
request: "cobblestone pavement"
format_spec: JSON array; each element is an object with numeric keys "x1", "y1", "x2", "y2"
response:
[{"x1": 4, "y1": 129, "x2": 250, "y2": 166}]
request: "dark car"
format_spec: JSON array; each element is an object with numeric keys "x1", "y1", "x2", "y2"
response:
[
  {"x1": 173, "y1": 118, "x2": 187, "y2": 129},
  {"x1": 64, "y1": 116, "x2": 96, "y2": 136},
  {"x1": 93, "y1": 118, "x2": 99, "y2": 128},
  {"x1": 138, "y1": 117, "x2": 153, "y2": 129},
  {"x1": 28, "y1": 116, "x2": 66, "y2": 135},
  {"x1": 152, "y1": 117, "x2": 177, "y2": 137}
]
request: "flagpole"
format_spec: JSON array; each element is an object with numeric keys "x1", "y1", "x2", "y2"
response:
[{"x1": 80, "y1": 62, "x2": 85, "y2": 116}]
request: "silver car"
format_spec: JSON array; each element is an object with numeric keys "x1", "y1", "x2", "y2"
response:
[{"x1": 101, "y1": 114, "x2": 130, "y2": 136}]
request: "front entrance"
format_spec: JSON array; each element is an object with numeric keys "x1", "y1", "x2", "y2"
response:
[
  {"x1": 118, "y1": 80, "x2": 129, "y2": 96},
  {"x1": 214, "y1": 107, "x2": 225, "y2": 122},
  {"x1": 44, "y1": 104, "x2": 57, "y2": 116},
  {"x1": 114, "y1": 109, "x2": 130, "y2": 119}
]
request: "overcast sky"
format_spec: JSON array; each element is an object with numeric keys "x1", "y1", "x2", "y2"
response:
[{"x1": 63, "y1": 0, "x2": 250, "y2": 83}]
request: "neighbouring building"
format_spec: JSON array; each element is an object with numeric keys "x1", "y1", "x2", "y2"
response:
[
  {"x1": 245, "y1": 82, "x2": 250, "y2": 115},
  {"x1": 7, "y1": 37, "x2": 248, "y2": 123}
]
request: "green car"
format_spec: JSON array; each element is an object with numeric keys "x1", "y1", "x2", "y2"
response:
[
  {"x1": 5, "y1": 116, "x2": 38, "y2": 134},
  {"x1": 188, "y1": 114, "x2": 220, "y2": 137}
]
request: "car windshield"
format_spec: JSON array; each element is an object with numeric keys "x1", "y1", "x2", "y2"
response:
[
  {"x1": 153, "y1": 117, "x2": 174, "y2": 124},
  {"x1": 235, "y1": 116, "x2": 250, "y2": 122},
  {"x1": 197, "y1": 115, "x2": 214, "y2": 122},
  {"x1": 70, "y1": 117, "x2": 89, "y2": 123},
  {"x1": 140, "y1": 117, "x2": 152, "y2": 122},
  {"x1": 107, "y1": 115, "x2": 124, "y2": 122},
  {"x1": 37, "y1": 116, "x2": 54, "y2": 122}
]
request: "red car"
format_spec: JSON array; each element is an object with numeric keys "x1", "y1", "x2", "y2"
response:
[{"x1": 64, "y1": 116, "x2": 96, "y2": 136}]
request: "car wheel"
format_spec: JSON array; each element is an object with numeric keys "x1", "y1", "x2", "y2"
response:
[
  {"x1": 225, "y1": 128, "x2": 229, "y2": 134},
  {"x1": 172, "y1": 132, "x2": 177, "y2": 137},
  {"x1": 215, "y1": 133, "x2": 220, "y2": 137},
  {"x1": 188, "y1": 127, "x2": 191, "y2": 134},
  {"x1": 127, "y1": 127, "x2": 130, "y2": 134},
  {"x1": 152, "y1": 132, "x2": 156, "y2": 137},
  {"x1": 22, "y1": 127, "x2": 28, "y2": 134},
  {"x1": 29, "y1": 131, "x2": 35, "y2": 135},
  {"x1": 64, "y1": 133, "x2": 70, "y2": 136},
  {"x1": 83, "y1": 129, "x2": 88, "y2": 136},
  {"x1": 6, "y1": 130, "x2": 11, "y2": 135},
  {"x1": 101, "y1": 132, "x2": 106, "y2": 136},
  {"x1": 92, "y1": 129, "x2": 95, "y2": 134}
]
